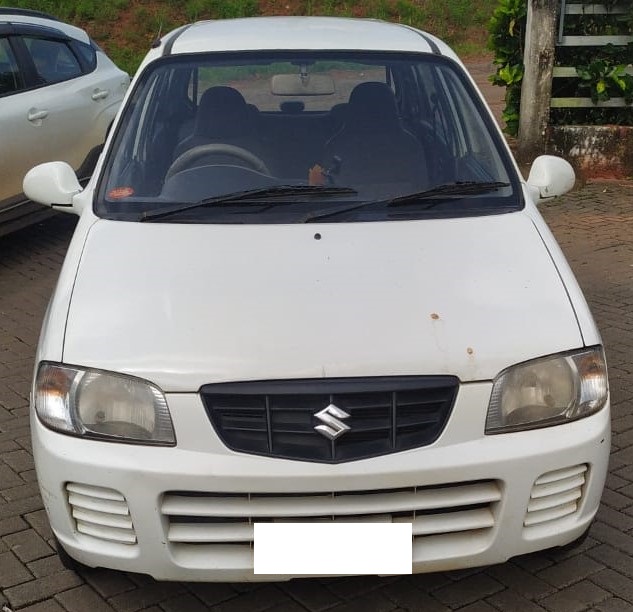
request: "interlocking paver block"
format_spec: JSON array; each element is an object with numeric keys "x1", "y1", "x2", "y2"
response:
[
  {"x1": 325, "y1": 576, "x2": 394, "y2": 599},
  {"x1": 24, "y1": 509, "x2": 54, "y2": 542},
  {"x1": 3, "y1": 528, "x2": 53, "y2": 563},
  {"x1": 203, "y1": 586, "x2": 288, "y2": 612},
  {"x1": 486, "y1": 562, "x2": 556, "y2": 599},
  {"x1": 107, "y1": 582, "x2": 186, "y2": 612},
  {"x1": 4, "y1": 569, "x2": 82, "y2": 608},
  {"x1": 587, "y1": 545, "x2": 633, "y2": 580},
  {"x1": 325, "y1": 592, "x2": 397, "y2": 612},
  {"x1": 0, "y1": 495, "x2": 42, "y2": 521},
  {"x1": 590, "y1": 598, "x2": 633, "y2": 611},
  {"x1": 433, "y1": 574, "x2": 504, "y2": 608},
  {"x1": 537, "y1": 554, "x2": 605, "y2": 588},
  {"x1": 55, "y1": 585, "x2": 117, "y2": 612},
  {"x1": 2, "y1": 448, "x2": 34, "y2": 473},
  {"x1": 0, "y1": 463, "x2": 24, "y2": 489},
  {"x1": 0, "y1": 550, "x2": 33, "y2": 588},
  {"x1": 2, "y1": 482, "x2": 42, "y2": 502},
  {"x1": 18, "y1": 600, "x2": 66, "y2": 612},
  {"x1": 456, "y1": 603, "x2": 498, "y2": 612},
  {"x1": 540, "y1": 579, "x2": 610, "y2": 612},
  {"x1": 264, "y1": 601, "x2": 311, "y2": 612},
  {"x1": 80, "y1": 568, "x2": 137, "y2": 599},
  {"x1": 380, "y1": 579, "x2": 449, "y2": 611},
  {"x1": 159, "y1": 593, "x2": 211, "y2": 612},
  {"x1": 595, "y1": 506, "x2": 633, "y2": 532},
  {"x1": 589, "y1": 522, "x2": 633, "y2": 555},
  {"x1": 0, "y1": 515, "x2": 27, "y2": 537},
  {"x1": 27, "y1": 554, "x2": 66, "y2": 578},
  {"x1": 186, "y1": 583, "x2": 237, "y2": 608},
  {"x1": 283, "y1": 579, "x2": 344, "y2": 611},
  {"x1": 486, "y1": 590, "x2": 548, "y2": 611},
  {"x1": 590, "y1": 568, "x2": 633, "y2": 604}
]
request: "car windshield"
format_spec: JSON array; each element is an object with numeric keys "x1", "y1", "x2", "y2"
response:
[{"x1": 97, "y1": 51, "x2": 520, "y2": 223}]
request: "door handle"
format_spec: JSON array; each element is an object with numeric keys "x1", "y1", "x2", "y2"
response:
[
  {"x1": 27, "y1": 109, "x2": 48, "y2": 122},
  {"x1": 92, "y1": 89, "x2": 110, "y2": 101}
]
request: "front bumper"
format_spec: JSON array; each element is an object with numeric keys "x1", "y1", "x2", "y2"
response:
[{"x1": 32, "y1": 383, "x2": 610, "y2": 581}]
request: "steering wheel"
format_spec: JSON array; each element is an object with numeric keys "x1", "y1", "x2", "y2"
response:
[{"x1": 166, "y1": 143, "x2": 270, "y2": 181}]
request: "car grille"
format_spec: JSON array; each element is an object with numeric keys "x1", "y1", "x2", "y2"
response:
[
  {"x1": 66, "y1": 483, "x2": 137, "y2": 545},
  {"x1": 524, "y1": 464, "x2": 588, "y2": 528},
  {"x1": 201, "y1": 376, "x2": 459, "y2": 463},
  {"x1": 162, "y1": 480, "x2": 501, "y2": 549}
]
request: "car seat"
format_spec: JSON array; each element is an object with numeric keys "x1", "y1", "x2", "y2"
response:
[
  {"x1": 172, "y1": 86, "x2": 264, "y2": 166},
  {"x1": 322, "y1": 82, "x2": 427, "y2": 195}
]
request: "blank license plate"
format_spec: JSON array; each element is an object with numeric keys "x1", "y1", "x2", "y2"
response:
[{"x1": 254, "y1": 522, "x2": 412, "y2": 575}]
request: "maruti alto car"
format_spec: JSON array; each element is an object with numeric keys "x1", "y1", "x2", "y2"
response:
[{"x1": 24, "y1": 17, "x2": 610, "y2": 581}]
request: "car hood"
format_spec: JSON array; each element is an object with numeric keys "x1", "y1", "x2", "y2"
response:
[{"x1": 63, "y1": 214, "x2": 583, "y2": 391}]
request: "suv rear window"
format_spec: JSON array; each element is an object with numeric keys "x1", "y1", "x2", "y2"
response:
[{"x1": 24, "y1": 36, "x2": 82, "y2": 84}]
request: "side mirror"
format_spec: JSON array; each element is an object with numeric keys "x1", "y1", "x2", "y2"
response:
[
  {"x1": 526, "y1": 155, "x2": 575, "y2": 201},
  {"x1": 23, "y1": 162, "x2": 83, "y2": 214}
]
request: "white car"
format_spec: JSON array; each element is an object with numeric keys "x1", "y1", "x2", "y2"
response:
[
  {"x1": 24, "y1": 17, "x2": 609, "y2": 581},
  {"x1": 0, "y1": 8, "x2": 128, "y2": 235}
]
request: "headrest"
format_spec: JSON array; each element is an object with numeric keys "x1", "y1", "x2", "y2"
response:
[
  {"x1": 195, "y1": 86, "x2": 251, "y2": 137},
  {"x1": 347, "y1": 82, "x2": 399, "y2": 128}
]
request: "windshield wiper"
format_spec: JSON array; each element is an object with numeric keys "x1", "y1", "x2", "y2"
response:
[
  {"x1": 140, "y1": 185, "x2": 358, "y2": 222},
  {"x1": 301, "y1": 181, "x2": 510, "y2": 223},
  {"x1": 385, "y1": 181, "x2": 510, "y2": 206}
]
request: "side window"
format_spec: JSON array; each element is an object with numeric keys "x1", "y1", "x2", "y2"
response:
[
  {"x1": 70, "y1": 40, "x2": 97, "y2": 73},
  {"x1": 0, "y1": 37, "x2": 22, "y2": 96},
  {"x1": 23, "y1": 36, "x2": 82, "y2": 85}
]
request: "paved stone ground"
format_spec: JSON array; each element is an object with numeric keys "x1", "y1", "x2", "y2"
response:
[{"x1": 1, "y1": 180, "x2": 632, "y2": 611}]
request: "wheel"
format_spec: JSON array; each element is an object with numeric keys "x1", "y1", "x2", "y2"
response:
[{"x1": 165, "y1": 143, "x2": 270, "y2": 180}]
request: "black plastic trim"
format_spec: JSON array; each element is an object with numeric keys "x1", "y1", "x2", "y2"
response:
[
  {"x1": 201, "y1": 376, "x2": 459, "y2": 464},
  {"x1": 200, "y1": 376, "x2": 458, "y2": 395},
  {"x1": 397, "y1": 24, "x2": 442, "y2": 55},
  {"x1": 4, "y1": 23, "x2": 68, "y2": 41},
  {"x1": 0, "y1": 8, "x2": 60, "y2": 21},
  {"x1": 162, "y1": 24, "x2": 192, "y2": 56}
]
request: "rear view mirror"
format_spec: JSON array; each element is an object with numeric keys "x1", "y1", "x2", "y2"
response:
[
  {"x1": 526, "y1": 155, "x2": 575, "y2": 202},
  {"x1": 271, "y1": 74, "x2": 335, "y2": 96}
]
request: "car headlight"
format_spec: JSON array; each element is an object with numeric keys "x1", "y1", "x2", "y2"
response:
[
  {"x1": 485, "y1": 347, "x2": 608, "y2": 434},
  {"x1": 34, "y1": 363, "x2": 175, "y2": 445}
]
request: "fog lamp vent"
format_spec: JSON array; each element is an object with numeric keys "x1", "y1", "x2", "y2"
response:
[
  {"x1": 66, "y1": 482, "x2": 137, "y2": 545},
  {"x1": 524, "y1": 464, "x2": 588, "y2": 528}
]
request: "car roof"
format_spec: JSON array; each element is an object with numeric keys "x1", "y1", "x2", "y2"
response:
[
  {"x1": 0, "y1": 9, "x2": 90, "y2": 44},
  {"x1": 0, "y1": 7, "x2": 59, "y2": 21},
  {"x1": 161, "y1": 16, "x2": 456, "y2": 59}
]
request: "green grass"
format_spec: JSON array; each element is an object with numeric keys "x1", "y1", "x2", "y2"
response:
[{"x1": 1, "y1": 0, "x2": 496, "y2": 74}]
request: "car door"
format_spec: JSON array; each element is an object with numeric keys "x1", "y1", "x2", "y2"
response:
[
  {"x1": 18, "y1": 33, "x2": 97, "y2": 167},
  {"x1": 0, "y1": 30, "x2": 33, "y2": 207}
]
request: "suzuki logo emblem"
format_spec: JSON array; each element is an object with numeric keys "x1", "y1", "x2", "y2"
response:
[{"x1": 314, "y1": 403, "x2": 351, "y2": 440}]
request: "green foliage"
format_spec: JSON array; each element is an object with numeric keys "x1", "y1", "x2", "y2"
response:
[
  {"x1": 576, "y1": 47, "x2": 633, "y2": 105},
  {"x1": 489, "y1": 0, "x2": 633, "y2": 132},
  {"x1": 487, "y1": 0, "x2": 526, "y2": 136},
  {"x1": 1, "y1": 0, "x2": 497, "y2": 73}
]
